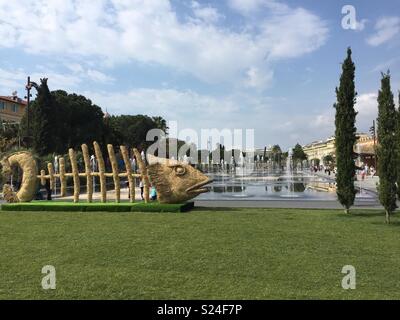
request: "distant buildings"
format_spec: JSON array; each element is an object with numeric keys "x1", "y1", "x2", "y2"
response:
[
  {"x1": 303, "y1": 136, "x2": 335, "y2": 164},
  {"x1": 303, "y1": 133, "x2": 376, "y2": 167},
  {"x1": 0, "y1": 93, "x2": 27, "y2": 124}
]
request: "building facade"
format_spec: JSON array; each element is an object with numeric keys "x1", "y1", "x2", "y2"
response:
[
  {"x1": 0, "y1": 94, "x2": 27, "y2": 124},
  {"x1": 303, "y1": 133, "x2": 376, "y2": 167},
  {"x1": 303, "y1": 136, "x2": 336, "y2": 164}
]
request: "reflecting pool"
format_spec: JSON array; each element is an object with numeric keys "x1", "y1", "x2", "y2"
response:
[{"x1": 197, "y1": 168, "x2": 376, "y2": 201}]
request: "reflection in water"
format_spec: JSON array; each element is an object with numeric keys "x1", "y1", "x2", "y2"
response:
[
  {"x1": 267, "y1": 185, "x2": 306, "y2": 193},
  {"x1": 197, "y1": 169, "x2": 375, "y2": 201},
  {"x1": 212, "y1": 186, "x2": 246, "y2": 193},
  {"x1": 273, "y1": 185, "x2": 282, "y2": 192},
  {"x1": 293, "y1": 182, "x2": 306, "y2": 193}
]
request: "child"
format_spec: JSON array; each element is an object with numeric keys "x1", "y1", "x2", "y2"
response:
[{"x1": 150, "y1": 185, "x2": 157, "y2": 201}]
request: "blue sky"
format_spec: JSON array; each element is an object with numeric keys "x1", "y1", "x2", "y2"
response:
[{"x1": 0, "y1": 0, "x2": 399, "y2": 149}]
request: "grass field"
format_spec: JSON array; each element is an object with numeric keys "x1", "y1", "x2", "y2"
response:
[{"x1": 0, "y1": 207, "x2": 399, "y2": 299}]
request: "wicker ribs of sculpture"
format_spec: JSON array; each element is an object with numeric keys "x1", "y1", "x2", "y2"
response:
[{"x1": 38, "y1": 141, "x2": 150, "y2": 203}]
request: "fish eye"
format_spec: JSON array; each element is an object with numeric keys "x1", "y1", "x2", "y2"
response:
[{"x1": 174, "y1": 165, "x2": 186, "y2": 176}]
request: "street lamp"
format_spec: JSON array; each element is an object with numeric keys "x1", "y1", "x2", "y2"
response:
[{"x1": 23, "y1": 76, "x2": 38, "y2": 147}]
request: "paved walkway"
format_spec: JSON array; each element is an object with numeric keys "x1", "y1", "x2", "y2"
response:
[
  {"x1": 194, "y1": 199, "x2": 382, "y2": 210},
  {"x1": 314, "y1": 171, "x2": 379, "y2": 194},
  {"x1": 56, "y1": 187, "x2": 144, "y2": 202}
]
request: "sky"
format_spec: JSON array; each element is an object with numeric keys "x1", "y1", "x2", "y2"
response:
[{"x1": 0, "y1": 0, "x2": 399, "y2": 150}]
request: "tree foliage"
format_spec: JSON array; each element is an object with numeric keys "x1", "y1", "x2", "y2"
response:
[
  {"x1": 377, "y1": 72, "x2": 397, "y2": 224},
  {"x1": 19, "y1": 81, "x2": 167, "y2": 158},
  {"x1": 108, "y1": 115, "x2": 161, "y2": 151},
  {"x1": 292, "y1": 143, "x2": 307, "y2": 165},
  {"x1": 323, "y1": 154, "x2": 335, "y2": 167},
  {"x1": 20, "y1": 78, "x2": 56, "y2": 155},
  {"x1": 334, "y1": 47, "x2": 357, "y2": 213},
  {"x1": 0, "y1": 122, "x2": 20, "y2": 153},
  {"x1": 396, "y1": 91, "x2": 400, "y2": 199}
]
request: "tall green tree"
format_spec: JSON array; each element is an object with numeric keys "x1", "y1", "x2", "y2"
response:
[
  {"x1": 377, "y1": 72, "x2": 397, "y2": 224},
  {"x1": 108, "y1": 115, "x2": 162, "y2": 150},
  {"x1": 396, "y1": 91, "x2": 400, "y2": 199},
  {"x1": 52, "y1": 90, "x2": 106, "y2": 151},
  {"x1": 22, "y1": 87, "x2": 107, "y2": 155},
  {"x1": 271, "y1": 144, "x2": 282, "y2": 167},
  {"x1": 334, "y1": 47, "x2": 358, "y2": 214},
  {"x1": 292, "y1": 143, "x2": 307, "y2": 167},
  {"x1": 152, "y1": 116, "x2": 169, "y2": 134},
  {"x1": 323, "y1": 154, "x2": 335, "y2": 168},
  {"x1": 20, "y1": 78, "x2": 169, "y2": 157},
  {"x1": 21, "y1": 78, "x2": 57, "y2": 156}
]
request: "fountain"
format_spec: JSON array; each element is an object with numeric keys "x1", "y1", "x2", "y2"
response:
[
  {"x1": 281, "y1": 148, "x2": 300, "y2": 198},
  {"x1": 198, "y1": 145, "x2": 376, "y2": 203}
]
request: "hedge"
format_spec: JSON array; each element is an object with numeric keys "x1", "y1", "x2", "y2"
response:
[{"x1": 1, "y1": 201, "x2": 194, "y2": 213}]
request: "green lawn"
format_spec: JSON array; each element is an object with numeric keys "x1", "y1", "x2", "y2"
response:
[{"x1": 0, "y1": 207, "x2": 399, "y2": 299}]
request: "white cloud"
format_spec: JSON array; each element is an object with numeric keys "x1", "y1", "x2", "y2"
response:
[
  {"x1": 312, "y1": 93, "x2": 379, "y2": 140},
  {"x1": 355, "y1": 19, "x2": 368, "y2": 31},
  {"x1": 259, "y1": 8, "x2": 328, "y2": 60},
  {"x1": 228, "y1": 0, "x2": 266, "y2": 14},
  {"x1": 356, "y1": 93, "x2": 378, "y2": 117},
  {"x1": 228, "y1": 0, "x2": 288, "y2": 15},
  {"x1": 0, "y1": 0, "x2": 328, "y2": 90},
  {"x1": 83, "y1": 86, "x2": 343, "y2": 149},
  {"x1": 0, "y1": 68, "x2": 26, "y2": 94},
  {"x1": 0, "y1": 65, "x2": 113, "y2": 95},
  {"x1": 85, "y1": 88, "x2": 244, "y2": 119},
  {"x1": 191, "y1": 1, "x2": 223, "y2": 24},
  {"x1": 86, "y1": 69, "x2": 115, "y2": 84},
  {"x1": 355, "y1": 93, "x2": 378, "y2": 131},
  {"x1": 371, "y1": 57, "x2": 400, "y2": 73},
  {"x1": 244, "y1": 67, "x2": 273, "y2": 89},
  {"x1": 366, "y1": 16, "x2": 400, "y2": 46},
  {"x1": 313, "y1": 113, "x2": 333, "y2": 129},
  {"x1": 0, "y1": 67, "x2": 81, "y2": 95}
]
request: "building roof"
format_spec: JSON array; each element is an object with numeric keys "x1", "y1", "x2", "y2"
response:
[{"x1": 0, "y1": 96, "x2": 27, "y2": 106}]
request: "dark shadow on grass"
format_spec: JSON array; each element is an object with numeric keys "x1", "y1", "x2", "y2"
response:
[
  {"x1": 193, "y1": 207, "x2": 242, "y2": 212},
  {"x1": 346, "y1": 210, "x2": 386, "y2": 218},
  {"x1": 332, "y1": 210, "x2": 400, "y2": 226},
  {"x1": 369, "y1": 221, "x2": 400, "y2": 227}
]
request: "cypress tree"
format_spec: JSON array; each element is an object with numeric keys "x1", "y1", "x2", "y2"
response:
[
  {"x1": 334, "y1": 47, "x2": 357, "y2": 214},
  {"x1": 397, "y1": 91, "x2": 400, "y2": 199},
  {"x1": 377, "y1": 72, "x2": 397, "y2": 224},
  {"x1": 31, "y1": 78, "x2": 55, "y2": 156}
]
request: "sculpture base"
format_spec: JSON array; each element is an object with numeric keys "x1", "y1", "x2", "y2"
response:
[{"x1": 1, "y1": 201, "x2": 194, "y2": 213}]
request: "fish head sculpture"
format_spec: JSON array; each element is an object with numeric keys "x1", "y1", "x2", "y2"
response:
[{"x1": 147, "y1": 155, "x2": 212, "y2": 204}]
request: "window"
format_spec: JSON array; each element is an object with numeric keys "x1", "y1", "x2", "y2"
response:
[
  {"x1": 12, "y1": 104, "x2": 19, "y2": 113},
  {"x1": 0, "y1": 101, "x2": 5, "y2": 110}
]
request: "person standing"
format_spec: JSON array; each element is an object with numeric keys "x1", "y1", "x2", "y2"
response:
[
  {"x1": 139, "y1": 179, "x2": 144, "y2": 200},
  {"x1": 131, "y1": 157, "x2": 136, "y2": 172},
  {"x1": 150, "y1": 185, "x2": 157, "y2": 201}
]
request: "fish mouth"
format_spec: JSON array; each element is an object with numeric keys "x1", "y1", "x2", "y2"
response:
[{"x1": 186, "y1": 178, "x2": 213, "y2": 194}]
